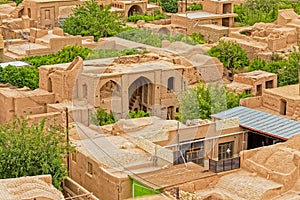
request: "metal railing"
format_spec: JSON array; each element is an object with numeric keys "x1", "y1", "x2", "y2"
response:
[{"x1": 209, "y1": 157, "x2": 240, "y2": 173}]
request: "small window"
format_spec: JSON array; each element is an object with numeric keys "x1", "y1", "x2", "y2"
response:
[
  {"x1": 218, "y1": 141, "x2": 234, "y2": 160},
  {"x1": 87, "y1": 162, "x2": 93, "y2": 175},
  {"x1": 82, "y1": 84, "x2": 87, "y2": 98},
  {"x1": 212, "y1": 21, "x2": 218, "y2": 25},
  {"x1": 71, "y1": 152, "x2": 77, "y2": 162},
  {"x1": 168, "y1": 77, "x2": 174, "y2": 91},
  {"x1": 45, "y1": 10, "x2": 50, "y2": 19}
]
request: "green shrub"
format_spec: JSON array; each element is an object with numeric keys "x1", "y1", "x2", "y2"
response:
[
  {"x1": 129, "y1": 110, "x2": 150, "y2": 118},
  {"x1": 187, "y1": 3, "x2": 202, "y2": 11},
  {"x1": 92, "y1": 108, "x2": 116, "y2": 126}
]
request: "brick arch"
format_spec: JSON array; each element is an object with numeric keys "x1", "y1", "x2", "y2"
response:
[{"x1": 128, "y1": 5, "x2": 143, "y2": 17}]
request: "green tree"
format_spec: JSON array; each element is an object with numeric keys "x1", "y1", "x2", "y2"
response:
[
  {"x1": 247, "y1": 58, "x2": 266, "y2": 71},
  {"x1": 0, "y1": 65, "x2": 39, "y2": 89},
  {"x1": 178, "y1": 82, "x2": 252, "y2": 122},
  {"x1": 0, "y1": 118, "x2": 71, "y2": 189},
  {"x1": 187, "y1": 2, "x2": 202, "y2": 11},
  {"x1": 62, "y1": 1, "x2": 125, "y2": 41},
  {"x1": 159, "y1": 0, "x2": 178, "y2": 13},
  {"x1": 207, "y1": 40, "x2": 249, "y2": 74},
  {"x1": 92, "y1": 108, "x2": 116, "y2": 126}
]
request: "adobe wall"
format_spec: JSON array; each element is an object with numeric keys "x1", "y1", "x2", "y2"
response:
[
  {"x1": 39, "y1": 57, "x2": 83, "y2": 103},
  {"x1": 156, "y1": 122, "x2": 245, "y2": 160},
  {"x1": 171, "y1": 14, "x2": 224, "y2": 35},
  {"x1": 0, "y1": 93, "x2": 14, "y2": 123},
  {"x1": 22, "y1": 0, "x2": 81, "y2": 28},
  {"x1": 240, "y1": 96, "x2": 262, "y2": 108},
  {"x1": 262, "y1": 90, "x2": 300, "y2": 117},
  {"x1": 198, "y1": 25, "x2": 229, "y2": 43},
  {"x1": 49, "y1": 36, "x2": 82, "y2": 52},
  {"x1": 0, "y1": 89, "x2": 55, "y2": 123},
  {"x1": 70, "y1": 149, "x2": 132, "y2": 200}
]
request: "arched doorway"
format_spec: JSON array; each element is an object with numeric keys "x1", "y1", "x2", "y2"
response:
[
  {"x1": 99, "y1": 80, "x2": 120, "y2": 110},
  {"x1": 128, "y1": 5, "x2": 143, "y2": 17},
  {"x1": 128, "y1": 77, "x2": 153, "y2": 112}
]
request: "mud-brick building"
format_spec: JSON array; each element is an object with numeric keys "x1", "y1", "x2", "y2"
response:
[{"x1": 172, "y1": 0, "x2": 237, "y2": 42}]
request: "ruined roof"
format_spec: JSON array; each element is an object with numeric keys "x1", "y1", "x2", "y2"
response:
[
  {"x1": 0, "y1": 175, "x2": 63, "y2": 200},
  {"x1": 211, "y1": 106, "x2": 300, "y2": 140}
]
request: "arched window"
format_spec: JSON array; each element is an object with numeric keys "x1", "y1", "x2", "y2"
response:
[{"x1": 168, "y1": 77, "x2": 174, "y2": 91}]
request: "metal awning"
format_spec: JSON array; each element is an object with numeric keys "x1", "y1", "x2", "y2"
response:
[{"x1": 211, "y1": 106, "x2": 300, "y2": 140}]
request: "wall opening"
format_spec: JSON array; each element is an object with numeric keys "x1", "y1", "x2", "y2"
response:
[
  {"x1": 128, "y1": 77, "x2": 153, "y2": 113},
  {"x1": 128, "y1": 5, "x2": 143, "y2": 17},
  {"x1": 82, "y1": 84, "x2": 87, "y2": 98},
  {"x1": 222, "y1": 17, "x2": 230, "y2": 27},
  {"x1": 167, "y1": 77, "x2": 174, "y2": 91},
  {"x1": 27, "y1": 8, "x2": 31, "y2": 18},
  {"x1": 256, "y1": 84, "x2": 262, "y2": 96},
  {"x1": 280, "y1": 99, "x2": 287, "y2": 115},
  {"x1": 265, "y1": 80, "x2": 274, "y2": 89},
  {"x1": 167, "y1": 106, "x2": 174, "y2": 120},
  {"x1": 48, "y1": 78, "x2": 52, "y2": 92}
]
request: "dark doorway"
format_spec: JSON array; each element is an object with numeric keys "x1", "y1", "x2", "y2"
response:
[
  {"x1": 265, "y1": 80, "x2": 274, "y2": 89},
  {"x1": 247, "y1": 131, "x2": 281, "y2": 149},
  {"x1": 128, "y1": 5, "x2": 143, "y2": 17},
  {"x1": 222, "y1": 18, "x2": 230, "y2": 27},
  {"x1": 280, "y1": 99, "x2": 287, "y2": 115},
  {"x1": 256, "y1": 84, "x2": 262, "y2": 96},
  {"x1": 128, "y1": 77, "x2": 153, "y2": 112}
]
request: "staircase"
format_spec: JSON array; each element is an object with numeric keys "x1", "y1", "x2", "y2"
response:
[
  {"x1": 129, "y1": 95, "x2": 140, "y2": 111},
  {"x1": 10, "y1": 3, "x2": 24, "y2": 18}
]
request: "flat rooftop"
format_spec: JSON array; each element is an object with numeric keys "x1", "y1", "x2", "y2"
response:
[
  {"x1": 236, "y1": 70, "x2": 276, "y2": 79},
  {"x1": 264, "y1": 84, "x2": 300, "y2": 100},
  {"x1": 130, "y1": 162, "x2": 216, "y2": 190}
]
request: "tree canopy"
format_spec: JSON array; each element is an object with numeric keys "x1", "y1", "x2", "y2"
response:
[
  {"x1": 0, "y1": 118, "x2": 71, "y2": 189},
  {"x1": 178, "y1": 82, "x2": 252, "y2": 123},
  {"x1": 159, "y1": 0, "x2": 178, "y2": 13},
  {"x1": 248, "y1": 51, "x2": 300, "y2": 86},
  {"x1": 234, "y1": 0, "x2": 300, "y2": 26},
  {"x1": 207, "y1": 40, "x2": 249, "y2": 74},
  {"x1": 62, "y1": 0, "x2": 125, "y2": 41}
]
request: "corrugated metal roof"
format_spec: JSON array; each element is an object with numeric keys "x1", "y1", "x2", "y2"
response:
[{"x1": 211, "y1": 106, "x2": 300, "y2": 140}]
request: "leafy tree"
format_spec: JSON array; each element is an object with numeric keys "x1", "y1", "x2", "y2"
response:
[
  {"x1": 247, "y1": 51, "x2": 300, "y2": 86},
  {"x1": 23, "y1": 45, "x2": 91, "y2": 67},
  {"x1": 126, "y1": 11, "x2": 166, "y2": 23},
  {"x1": 129, "y1": 110, "x2": 150, "y2": 118},
  {"x1": 207, "y1": 40, "x2": 249, "y2": 74},
  {"x1": 0, "y1": 118, "x2": 71, "y2": 189},
  {"x1": 189, "y1": 33, "x2": 205, "y2": 44},
  {"x1": 234, "y1": 0, "x2": 300, "y2": 26},
  {"x1": 159, "y1": 0, "x2": 178, "y2": 13},
  {"x1": 87, "y1": 48, "x2": 146, "y2": 60},
  {"x1": 92, "y1": 108, "x2": 116, "y2": 126},
  {"x1": 178, "y1": 82, "x2": 252, "y2": 122},
  {"x1": 117, "y1": 28, "x2": 201, "y2": 47},
  {"x1": 247, "y1": 58, "x2": 266, "y2": 71},
  {"x1": 62, "y1": 1, "x2": 125, "y2": 41},
  {"x1": 187, "y1": 2, "x2": 202, "y2": 11},
  {"x1": 0, "y1": 65, "x2": 39, "y2": 89}
]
